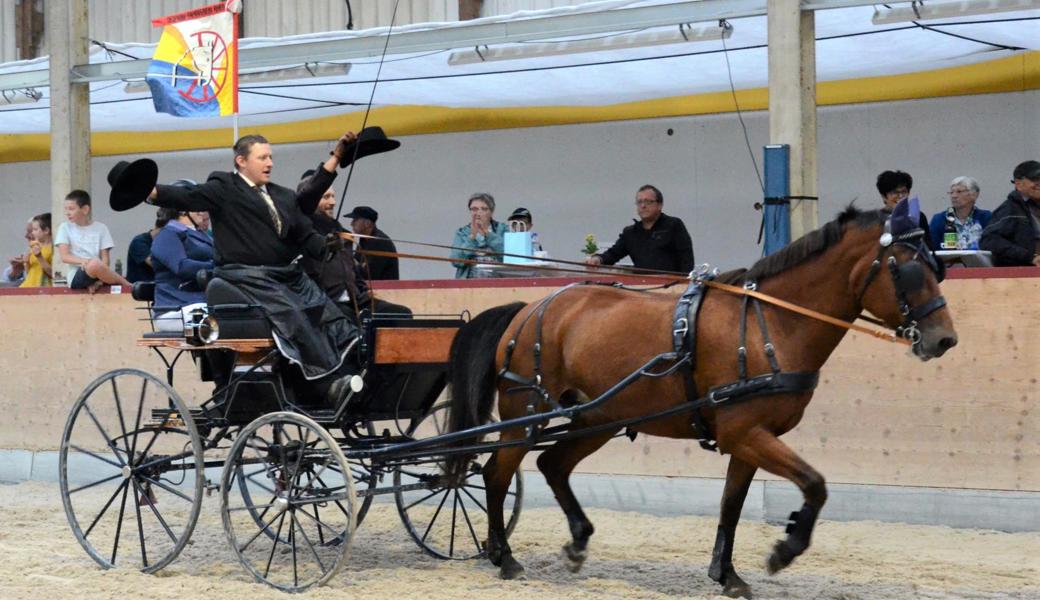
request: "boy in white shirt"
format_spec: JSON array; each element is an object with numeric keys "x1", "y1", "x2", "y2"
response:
[{"x1": 55, "y1": 189, "x2": 131, "y2": 293}]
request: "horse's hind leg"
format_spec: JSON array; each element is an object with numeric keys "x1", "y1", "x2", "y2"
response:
[
  {"x1": 535, "y1": 429, "x2": 618, "y2": 573},
  {"x1": 483, "y1": 438, "x2": 529, "y2": 580},
  {"x1": 709, "y1": 455, "x2": 757, "y2": 599},
  {"x1": 730, "y1": 429, "x2": 827, "y2": 575}
]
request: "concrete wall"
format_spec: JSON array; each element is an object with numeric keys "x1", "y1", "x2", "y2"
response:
[{"x1": 2, "y1": 90, "x2": 1037, "y2": 279}]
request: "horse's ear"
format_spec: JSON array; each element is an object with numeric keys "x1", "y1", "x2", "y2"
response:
[{"x1": 889, "y1": 196, "x2": 919, "y2": 236}]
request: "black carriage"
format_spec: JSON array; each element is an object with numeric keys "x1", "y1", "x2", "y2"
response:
[{"x1": 58, "y1": 277, "x2": 522, "y2": 592}]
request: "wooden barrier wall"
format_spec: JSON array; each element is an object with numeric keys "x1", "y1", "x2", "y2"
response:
[{"x1": 1, "y1": 272, "x2": 1036, "y2": 492}]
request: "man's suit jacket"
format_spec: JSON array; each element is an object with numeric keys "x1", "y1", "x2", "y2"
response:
[{"x1": 155, "y1": 167, "x2": 335, "y2": 267}]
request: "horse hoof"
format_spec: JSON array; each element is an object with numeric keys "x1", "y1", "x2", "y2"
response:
[
  {"x1": 723, "y1": 581, "x2": 753, "y2": 599},
  {"x1": 500, "y1": 557, "x2": 526, "y2": 580},
  {"x1": 766, "y1": 540, "x2": 796, "y2": 575},
  {"x1": 562, "y1": 542, "x2": 587, "y2": 573}
]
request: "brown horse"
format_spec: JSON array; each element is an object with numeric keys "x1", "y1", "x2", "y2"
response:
[{"x1": 445, "y1": 202, "x2": 957, "y2": 598}]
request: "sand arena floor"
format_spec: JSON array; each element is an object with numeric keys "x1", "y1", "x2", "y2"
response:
[{"x1": 2, "y1": 480, "x2": 1038, "y2": 600}]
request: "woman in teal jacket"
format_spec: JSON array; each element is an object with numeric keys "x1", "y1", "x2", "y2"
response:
[{"x1": 450, "y1": 192, "x2": 508, "y2": 278}]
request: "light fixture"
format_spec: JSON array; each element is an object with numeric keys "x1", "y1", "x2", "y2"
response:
[
  {"x1": 872, "y1": 0, "x2": 1040, "y2": 25},
  {"x1": 123, "y1": 62, "x2": 351, "y2": 93},
  {"x1": 0, "y1": 88, "x2": 43, "y2": 105},
  {"x1": 447, "y1": 21, "x2": 733, "y2": 66}
]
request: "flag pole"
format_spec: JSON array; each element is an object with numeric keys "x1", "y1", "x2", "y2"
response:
[{"x1": 233, "y1": 112, "x2": 239, "y2": 142}]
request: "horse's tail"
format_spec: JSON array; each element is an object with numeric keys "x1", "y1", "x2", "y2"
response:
[{"x1": 443, "y1": 301, "x2": 528, "y2": 483}]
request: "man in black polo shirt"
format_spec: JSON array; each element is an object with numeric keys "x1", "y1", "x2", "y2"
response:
[
  {"x1": 144, "y1": 132, "x2": 361, "y2": 403},
  {"x1": 586, "y1": 184, "x2": 694, "y2": 274}
]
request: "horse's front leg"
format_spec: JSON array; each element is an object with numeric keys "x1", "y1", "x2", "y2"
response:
[
  {"x1": 708, "y1": 455, "x2": 757, "y2": 599},
  {"x1": 730, "y1": 428, "x2": 827, "y2": 575}
]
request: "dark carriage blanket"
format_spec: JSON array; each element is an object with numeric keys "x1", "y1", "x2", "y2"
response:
[{"x1": 215, "y1": 263, "x2": 358, "y2": 380}]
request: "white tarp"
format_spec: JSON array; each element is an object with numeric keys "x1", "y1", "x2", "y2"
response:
[{"x1": 0, "y1": 0, "x2": 1037, "y2": 134}]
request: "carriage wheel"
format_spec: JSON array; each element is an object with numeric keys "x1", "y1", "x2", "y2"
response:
[
  {"x1": 58, "y1": 368, "x2": 205, "y2": 573},
  {"x1": 221, "y1": 412, "x2": 356, "y2": 592},
  {"x1": 234, "y1": 420, "x2": 376, "y2": 543},
  {"x1": 393, "y1": 402, "x2": 523, "y2": 560}
]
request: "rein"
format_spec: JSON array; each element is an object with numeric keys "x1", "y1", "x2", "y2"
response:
[{"x1": 343, "y1": 233, "x2": 913, "y2": 347}]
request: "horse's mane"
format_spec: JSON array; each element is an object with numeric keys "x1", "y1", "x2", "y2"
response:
[{"x1": 717, "y1": 205, "x2": 885, "y2": 285}]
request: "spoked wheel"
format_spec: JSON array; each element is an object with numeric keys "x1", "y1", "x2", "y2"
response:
[
  {"x1": 234, "y1": 420, "x2": 376, "y2": 540},
  {"x1": 58, "y1": 368, "x2": 205, "y2": 573},
  {"x1": 394, "y1": 402, "x2": 523, "y2": 560},
  {"x1": 221, "y1": 412, "x2": 356, "y2": 592}
]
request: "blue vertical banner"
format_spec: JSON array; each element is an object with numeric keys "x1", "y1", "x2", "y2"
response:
[{"x1": 763, "y1": 144, "x2": 791, "y2": 256}]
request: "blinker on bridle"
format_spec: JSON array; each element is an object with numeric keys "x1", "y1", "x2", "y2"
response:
[{"x1": 857, "y1": 225, "x2": 947, "y2": 346}]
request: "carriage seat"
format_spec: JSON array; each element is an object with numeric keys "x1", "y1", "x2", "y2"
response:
[
  {"x1": 132, "y1": 281, "x2": 156, "y2": 302},
  {"x1": 205, "y1": 277, "x2": 273, "y2": 340}
]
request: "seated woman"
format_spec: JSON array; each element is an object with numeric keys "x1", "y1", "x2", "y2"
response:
[
  {"x1": 150, "y1": 198, "x2": 215, "y2": 332},
  {"x1": 449, "y1": 192, "x2": 508, "y2": 279}
]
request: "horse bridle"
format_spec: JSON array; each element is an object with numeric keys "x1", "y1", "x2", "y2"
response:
[{"x1": 856, "y1": 227, "x2": 947, "y2": 346}]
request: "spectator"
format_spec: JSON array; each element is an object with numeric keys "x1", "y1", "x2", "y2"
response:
[
  {"x1": 585, "y1": 184, "x2": 694, "y2": 274},
  {"x1": 150, "y1": 201, "x2": 214, "y2": 331},
  {"x1": 125, "y1": 211, "x2": 165, "y2": 283},
  {"x1": 300, "y1": 175, "x2": 410, "y2": 317},
  {"x1": 55, "y1": 189, "x2": 131, "y2": 293},
  {"x1": 929, "y1": 176, "x2": 992, "y2": 250},
  {"x1": 450, "y1": 192, "x2": 508, "y2": 279},
  {"x1": 19, "y1": 213, "x2": 53, "y2": 288},
  {"x1": 980, "y1": 160, "x2": 1040, "y2": 267},
  {"x1": 1, "y1": 220, "x2": 32, "y2": 286},
  {"x1": 346, "y1": 205, "x2": 399, "y2": 280},
  {"x1": 876, "y1": 170, "x2": 934, "y2": 249},
  {"x1": 507, "y1": 207, "x2": 543, "y2": 253}
]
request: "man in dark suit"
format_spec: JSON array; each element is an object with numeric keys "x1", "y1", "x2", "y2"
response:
[
  {"x1": 145, "y1": 132, "x2": 361, "y2": 403},
  {"x1": 346, "y1": 205, "x2": 400, "y2": 280}
]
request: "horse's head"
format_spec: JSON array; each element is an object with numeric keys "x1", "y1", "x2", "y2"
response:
[{"x1": 852, "y1": 197, "x2": 957, "y2": 360}]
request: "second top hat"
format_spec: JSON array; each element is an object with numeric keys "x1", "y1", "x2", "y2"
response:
[
  {"x1": 108, "y1": 158, "x2": 159, "y2": 212},
  {"x1": 336, "y1": 126, "x2": 401, "y2": 168}
]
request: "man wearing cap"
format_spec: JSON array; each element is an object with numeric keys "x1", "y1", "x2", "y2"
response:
[
  {"x1": 136, "y1": 131, "x2": 364, "y2": 404},
  {"x1": 586, "y1": 184, "x2": 694, "y2": 274},
  {"x1": 299, "y1": 174, "x2": 410, "y2": 317},
  {"x1": 980, "y1": 160, "x2": 1040, "y2": 267},
  {"x1": 346, "y1": 206, "x2": 399, "y2": 280}
]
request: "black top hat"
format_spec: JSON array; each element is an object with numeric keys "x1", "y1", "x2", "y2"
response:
[
  {"x1": 336, "y1": 126, "x2": 400, "y2": 168},
  {"x1": 108, "y1": 158, "x2": 159, "y2": 211},
  {"x1": 344, "y1": 206, "x2": 378, "y2": 222}
]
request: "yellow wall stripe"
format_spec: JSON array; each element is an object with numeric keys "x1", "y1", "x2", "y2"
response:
[{"x1": 1, "y1": 51, "x2": 1037, "y2": 164}]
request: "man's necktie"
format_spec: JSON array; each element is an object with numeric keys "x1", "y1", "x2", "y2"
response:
[{"x1": 255, "y1": 185, "x2": 284, "y2": 237}]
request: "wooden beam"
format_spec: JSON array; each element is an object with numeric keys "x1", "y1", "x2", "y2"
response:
[
  {"x1": 767, "y1": 0, "x2": 818, "y2": 240},
  {"x1": 46, "y1": 0, "x2": 91, "y2": 285}
]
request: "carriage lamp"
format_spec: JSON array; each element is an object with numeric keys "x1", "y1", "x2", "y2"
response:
[{"x1": 184, "y1": 307, "x2": 220, "y2": 345}]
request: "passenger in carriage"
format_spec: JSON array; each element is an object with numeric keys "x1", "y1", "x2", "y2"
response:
[
  {"x1": 140, "y1": 131, "x2": 365, "y2": 405},
  {"x1": 297, "y1": 171, "x2": 411, "y2": 320},
  {"x1": 150, "y1": 181, "x2": 216, "y2": 331}
]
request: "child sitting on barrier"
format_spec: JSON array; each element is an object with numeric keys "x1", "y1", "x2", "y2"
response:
[
  {"x1": 55, "y1": 189, "x2": 131, "y2": 293},
  {"x1": 19, "y1": 213, "x2": 53, "y2": 288}
]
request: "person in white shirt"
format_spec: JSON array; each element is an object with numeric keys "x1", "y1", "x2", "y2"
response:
[{"x1": 55, "y1": 189, "x2": 131, "y2": 293}]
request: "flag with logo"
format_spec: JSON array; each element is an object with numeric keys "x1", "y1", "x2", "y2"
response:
[{"x1": 146, "y1": 1, "x2": 239, "y2": 117}]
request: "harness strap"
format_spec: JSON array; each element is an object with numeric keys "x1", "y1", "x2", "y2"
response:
[
  {"x1": 703, "y1": 279, "x2": 911, "y2": 346},
  {"x1": 909, "y1": 296, "x2": 947, "y2": 322},
  {"x1": 752, "y1": 295, "x2": 781, "y2": 374},
  {"x1": 707, "y1": 371, "x2": 820, "y2": 405},
  {"x1": 738, "y1": 294, "x2": 750, "y2": 381}
]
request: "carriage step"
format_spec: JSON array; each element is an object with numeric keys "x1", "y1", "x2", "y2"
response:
[{"x1": 148, "y1": 409, "x2": 186, "y2": 427}]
